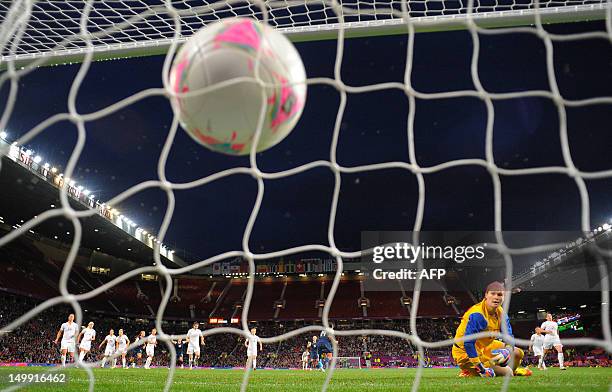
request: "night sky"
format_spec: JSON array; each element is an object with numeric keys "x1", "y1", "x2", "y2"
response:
[{"x1": 2, "y1": 20, "x2": 611, "y2": 262}]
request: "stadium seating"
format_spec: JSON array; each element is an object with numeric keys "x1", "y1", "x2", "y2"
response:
[
  {"x1": 281, "y1": 280, "x2": 323, "y2": 319},
  {"x1": 248, "y1": 280, "x2": 285, "y2": 320},
  {"x1": 364, "y1": 291, "x2": 409, "y2": 318},
  {"x1": 328, "y1": 279, "x2": 362, "y2": 319}
]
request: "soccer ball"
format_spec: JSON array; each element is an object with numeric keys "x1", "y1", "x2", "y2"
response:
[
  {"x1": 169, "y1": 18, "x2": 307, "y2": 155},
  {"x1": 489, "y1": 348, "x2": 511, "y2": 367}
]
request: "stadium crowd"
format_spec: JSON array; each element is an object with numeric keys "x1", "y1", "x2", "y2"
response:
[{"x1": 0, "y1": 293, "x2": 610, "y2": 368}]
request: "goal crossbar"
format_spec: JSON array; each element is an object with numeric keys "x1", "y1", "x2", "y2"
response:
[{"x1": 0, "y1": 1, "x2": 608, "y2": 70}]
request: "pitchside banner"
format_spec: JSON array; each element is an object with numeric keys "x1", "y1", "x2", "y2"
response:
[{"x1": 360, "y1": 231, "x2": 611, "y2": 292}]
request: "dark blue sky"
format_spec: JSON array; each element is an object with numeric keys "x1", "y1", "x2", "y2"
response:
[{"x1": 2, "y1": 20, "x2": 612, "y2": 261}]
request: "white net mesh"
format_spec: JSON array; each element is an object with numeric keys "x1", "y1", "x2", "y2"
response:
[
  {"x1": 0, "y1": 0, "x2": 608, "y2": 65},
  {"x1": 0, "y1": 0, "x2": 611, "y2": 391}
]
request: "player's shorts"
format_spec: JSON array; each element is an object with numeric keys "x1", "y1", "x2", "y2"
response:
[
  {"x1": 533, "y1": 346, "x2": 544, "y2": 356},
  {"x1": 117, "y1": 347, "x2": 127, "y2": 355},
  {"x1": 146, "y1": 345, "x2": 154, "y2": 357},
  {"x1": 247, "y1": 348, "x2": 257, "y2": 357},
  {"x1": 61, "y1": 341, "x2": 76, "y2": 353},
  {"x1": 310, "y1": 352, "x2": 319, "y2": 361},
  {"x1": 79, "y1": 341, "x2": 92, "y2": 351},
  {"x1": 543, "y1": 335, "x2": 562, "y2": 349},
  {"x1": 104, "y1": 346, "x2": 115, "y2": 356},
  {"x1": 452, "y1": 339, "x2": 506, "y2": 375},
  {"x1": 187, "y1": 344, "x2": 200, "y2": 355}
]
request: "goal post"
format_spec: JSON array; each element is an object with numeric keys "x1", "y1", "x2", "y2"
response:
[
  {"x1": 336, "y1": 356, "x2": 362, "y2": 369},
  {"x1": 0, "y1": 0, "x2": 608, "y2": 70}
]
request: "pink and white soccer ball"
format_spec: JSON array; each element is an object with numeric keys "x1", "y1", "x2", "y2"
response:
[
  {"x1": 489, "y1": 348, "x2": 511, "y2": 367},
  {"x1": 169, "y1": 18, "x2": 307, "y2": 155}
]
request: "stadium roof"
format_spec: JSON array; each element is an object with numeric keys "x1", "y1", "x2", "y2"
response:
[{"x1": 0, "y1": 154, "x2": 186, "y2": 268}]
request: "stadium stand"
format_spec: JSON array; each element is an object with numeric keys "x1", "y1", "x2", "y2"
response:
[{"x1": 1, "y1": 292, "x2": 609, "y2": 369}]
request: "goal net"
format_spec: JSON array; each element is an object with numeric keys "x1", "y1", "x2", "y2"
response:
[
  {"x1": 336, "y1": 356, "x2": 362, "y2": 368},
  {"x1": 0, "y1": 0, "x2": 611, "y2": 391},
  {"x1": 0, "y1": 0, "x2": 608, "y2": 68}
]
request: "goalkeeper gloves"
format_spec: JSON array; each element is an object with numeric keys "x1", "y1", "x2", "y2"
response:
[{"x1": 476, "y1": 362, "x2": 495, "y2": 378}]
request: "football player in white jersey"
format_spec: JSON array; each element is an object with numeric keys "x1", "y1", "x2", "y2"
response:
[
  {"x1": 144, "y1": 328, "x2": 157, "y2": 369},
  {"x1": 77, "y1": 322, "x2": 96, "y2": 363},
  {"x1": 541, "y1": 313, "x2": 566, "y2": 370},
  {"x1": 99, "y1": 329, "x2": 117, "y2": 368},
  {"x1": 301, "y1": 346, "x2": 310, "y2": 370},
  {"x1": 245, "y1": 328, "x2": 262, "y2": 371},
  {"x1": 115, "y1": 329, "x2": 131, "y2": 368},
  {"x1": 186, "y1": 322, "x2": 205, "y2": 369},
  {"x1": 54, "y1": 313, "x2": 79, "y2": 367},
  {"x1": 529, "y1": 327, "x2": 546, "y2": 370}
]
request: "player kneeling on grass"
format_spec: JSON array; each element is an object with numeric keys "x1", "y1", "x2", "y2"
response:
[
  {"x1": 144, "y1": 328, "x2": 157, "y2": 369},
  {"x1": 99, "y1": 328, "x2": 117, "y2": 368},
  {"x1": 452, "y1": 281, "x2": 531, "y2": 378},
  {"x1": 245, "y1": 327, "x2": 262, "y2": 370}
]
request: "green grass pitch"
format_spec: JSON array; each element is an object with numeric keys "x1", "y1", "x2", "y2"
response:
[{"x1": 0, "y1": 367, "x2": 610, "y2": 391}]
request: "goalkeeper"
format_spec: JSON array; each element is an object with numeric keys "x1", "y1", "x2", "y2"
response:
[{"x1": 452, "y1": 281, "x2": 531, "y2": 377}]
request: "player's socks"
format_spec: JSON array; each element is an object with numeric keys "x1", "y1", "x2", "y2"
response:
[
  {"x1": 145, "y1": 357, "x2": 152, "y2": 369},
  {"x1": 558, "y1": 353, "x2": 565, "y2": 369},
  {"x1": 61, "y1": 354, "x2": 66, "y2": 367},
  {"x1": 79, "y1": 351, "x2": 85, "y2": 362},
  {"x1": 122, "y1": 358, "x2": 126, "y2": 368},
  {"x1": 253, "y1": 359, "x2": 256, "y2": 370},
  {"x1": 112, "y1": 358, "x2": 117, "y2": 368},
  {"x1": 189, "y1": 358, "x2": 193, "y2": 369},
  {"x1": 101, "y1": 357, "x2": 107, "y2": 368}
]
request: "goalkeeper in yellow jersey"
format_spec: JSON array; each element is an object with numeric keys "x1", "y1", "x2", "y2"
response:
[{"x1": 452, "y1": 281, "x2": 532, "y2": 377}]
